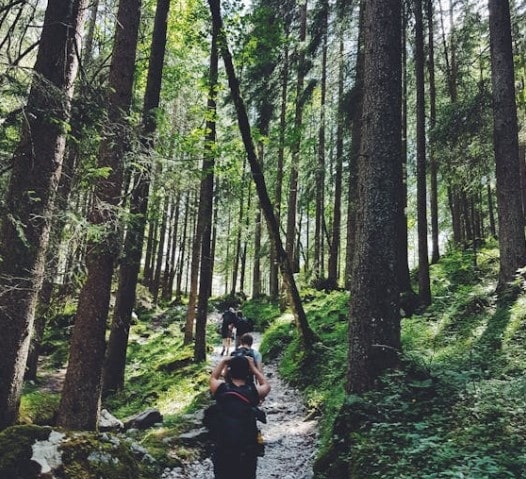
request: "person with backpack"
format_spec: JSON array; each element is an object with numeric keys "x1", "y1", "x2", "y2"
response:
[
  {"x1": 220, "y1": 307, "x2": 237, "y2": 356},
  {"x1": 233, "y1": 310, "x2": 253, "y2": 348},
  {"x1": 209, "y1": 355, "x2": 271, "y2": 479},
  {"x1": 231, "y1": 333, "x2": 263, "y2": 383}
]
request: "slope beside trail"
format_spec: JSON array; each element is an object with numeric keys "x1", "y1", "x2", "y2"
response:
[{"x1": 163, "y1": 329, "x2": 318, "y2": 479}]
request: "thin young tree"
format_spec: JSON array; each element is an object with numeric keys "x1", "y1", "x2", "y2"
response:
[
  {"x1": 488, "y1": 0, "x2": 526, "y2": 289},
  {"x1": 56, "y1": 0, "x2": 141, "y2": 430},
  {"x1": 427, "y1": 0, "x2": 439, "y2": 264},
  {"x1": 415, "y1": 0, "x2": 431, "y2": 306},
  {"x1": 0, "y1": 0, "x2": 88, "y2": 430}
]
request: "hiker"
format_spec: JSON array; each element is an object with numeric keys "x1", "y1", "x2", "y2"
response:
[
  {"x1": 234, "y1": 310, "x2": 253, "y2": 348},
  {"x1": 209, "y1": 355, "x2": 271, "y2": 479},
  {"x1": 231, "y1": 333, "x2": 264, "y2": 381},
  {"x1": 220, "y1": 307, "x2": 237, "y2": 356}
]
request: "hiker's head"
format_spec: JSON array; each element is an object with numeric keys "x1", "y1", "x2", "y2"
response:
[
  {"x1": 240, "y1": 333, "x2": 253, "y2": 347},
  {"x1": 229, "y1": 355, "x2": 249, "y2": 380},
  {"x1": 237, "y1": 311, "x2": 243, "y2": 318}
]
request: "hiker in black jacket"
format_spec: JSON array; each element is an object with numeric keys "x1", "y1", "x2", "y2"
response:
[{"x1": 209, "y1": 355, "x2": 271, "y2": 479}]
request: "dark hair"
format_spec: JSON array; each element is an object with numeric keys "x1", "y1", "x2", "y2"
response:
[
  {"x1": 240, "y1": 333, "x2": 253, "y2": 347},
  {"x1": 229, "y1": 355, "x2": 249, "y2": 380}
]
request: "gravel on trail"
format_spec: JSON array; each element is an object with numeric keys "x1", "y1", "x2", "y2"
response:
[{"x1": 162, "y1": 329, "x2": 318, "y2": 479}]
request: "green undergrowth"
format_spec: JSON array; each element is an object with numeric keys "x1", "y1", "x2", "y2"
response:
[
  {"x1": 257, "y1": 244, "x2": 526, "y2": 479},
  {"x1": 19, "y1": 241, "x2": 526, "y2": 478}
]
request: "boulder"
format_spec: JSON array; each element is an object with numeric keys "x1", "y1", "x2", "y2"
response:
[{"x1": 124, "y1": 408, "x2": 163, "y2": 430}]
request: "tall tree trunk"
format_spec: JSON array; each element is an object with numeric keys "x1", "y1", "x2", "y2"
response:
[
  {"x1": 270, "y1": 36, "x2": 289, "y2": 300},
  {"x1": 328, "y1": 32, "x2": 345, "y2": 289},
  {"x1": 194, "y1": 22, "x2": 218, "y2": 362},
  {"x1": 184, "y1": 191, "x2": 203, "y2": 344},
  {"x1": 397, "y1": 0, "x2": 412, "y2": 296},
  {"x1": 0, "y1": 0, "x2": 87, "y2": 430},
  {"x1": 175, "y1": 194, "x2": 190, "y2": 303},
  {"x1": 252, "y1": 147, "x2": 262, "y2": 297},
  {"x1": 209, "y1": 0, "x2": 316, "y2": 350},
  {"x1": 314, "y1": 0, "x2": 328, "y2": 281},
  {"x1": 488, "y1": 0, "x2": 526, "y2": 289},
  {"x1": 285, "y1": 0, "x2": 307, "y2": 274},
  {"x1": 102, "y1": 0, "x2": 168, "y2": 395},
  {"x1": 415, "y1": 0, "x2": 431, "y2": 306},
  {"x1": 57, "y1": 0, "x2": 141, "y2": 430},
  {"x1": 344, "y1": 3, "x2": 364, "y2": 290},
  {"x1": 230, "y1": 174, "x2": 246, "y2": 296},
  {"x1": 152, "y1": 195, "x2": 168, "y2": 303},
  {"x1": 347, "y1": 0, "x2": 402, "y2": 394},
  {"x1": 427, "y1": 0, "x2": 439, "y2": 264}
]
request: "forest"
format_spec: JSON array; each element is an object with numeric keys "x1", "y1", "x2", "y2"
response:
[{"x1": 1, "y1": 0, "x2": 526, "y2": 477}]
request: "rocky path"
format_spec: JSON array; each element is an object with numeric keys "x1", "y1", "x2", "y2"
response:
[{"x1": 163, "y1": 332, "x2": 318, "y2": 479}]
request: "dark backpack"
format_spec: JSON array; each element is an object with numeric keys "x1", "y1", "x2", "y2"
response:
[
  {"x1": 235, "y1": 317, "x2": 253, "y2": 336},
  {"x1": 203, "y1": 383, "x2": 260, "y2": 453}
]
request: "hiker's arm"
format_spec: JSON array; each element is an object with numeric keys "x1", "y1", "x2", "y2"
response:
[
  {"x1": 249, "y1": 359, "x2": 271, "y2": 399},
  {"x1": 210, "y1": 357, "x2": 230, "y2": 394}
]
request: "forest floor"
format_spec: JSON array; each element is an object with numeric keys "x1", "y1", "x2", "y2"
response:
[
  {"x1": 36, "y1": 323, "x2": 319, "y2": 478},
  {"x1": 162, "y1": 330, "x2": 318, "y2": 479}
]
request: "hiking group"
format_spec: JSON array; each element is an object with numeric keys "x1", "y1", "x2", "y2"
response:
[
  {"x1": 206, "y1": 309, "x2": 270, "y2": 479},
  {"x1": 220, "y1": 307, "x2": 254, "y2": 355}
]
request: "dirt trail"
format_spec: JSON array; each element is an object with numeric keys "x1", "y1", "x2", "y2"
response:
[{"x1": 163, "y1": 330, "x2": 318, "y2": 479}]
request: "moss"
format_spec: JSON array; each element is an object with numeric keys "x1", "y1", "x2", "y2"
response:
[
  {"x1": 60, "y1": 433, "x2": 140, "y2": 479},
  {"x1": 19, "y1": 391, "x2": 60, "y2": 425},
  {"x1": 0, "y1": 425, "x2": 52, "y2": 478}
]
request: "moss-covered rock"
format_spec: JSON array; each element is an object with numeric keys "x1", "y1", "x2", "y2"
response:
[
  {"x1": 0, "y1": 425, "x2": 145, "y2": 479},
  {"x1": 0, "y1": 424, "x2": 51, "y2": 478}
]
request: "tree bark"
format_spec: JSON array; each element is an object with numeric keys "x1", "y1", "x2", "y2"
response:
[
  {"x1": 427, "y1": 0, "x2": 439, "y2": 264},
  {"x1": 415, "y1": 0, "x2": 431, "y2": 306},
  {"x1": 102, "y1": 0, "x2": 169, "y2": 394},
  {"x1": 194, "y1": 22, "x2": 218, "y2": 362},
  {"x1": 344, "y1": 2, "x2": 364, "y2": 290},
  {"x1": 328, "y1": 32, "x2": 345, "y2": 289},
  {"x1": 0, "y1": 0, "x2": 87, "y2": 430},
  {"x1": 285, "y1": 0, "x2": 307, "y2": 274},
  {"x1": 57, "y1": 0, "x2": 141, "y2": 430},
  {"x1": 347, "y1": 0, "x2": 402, "y2": 394},
  {"x1": 488, "y1": 0, "x2": 526, "y2": 289}
]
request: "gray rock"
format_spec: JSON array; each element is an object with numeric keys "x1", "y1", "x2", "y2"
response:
[
  {"x1": 124, "y1": 408, "x2": 163, "y2": 430},
  {"x1": 99, "y1": 408, "x2": 124, "y2": 431}
]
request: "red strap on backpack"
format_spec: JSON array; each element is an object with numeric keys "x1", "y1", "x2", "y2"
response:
[{"x1": 222, "y1": 390, "x2": 251, "y2": 404}]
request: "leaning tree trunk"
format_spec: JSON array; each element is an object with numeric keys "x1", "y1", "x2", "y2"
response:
[
  {"x1": 0, "y1": 0, "x2": 87, "y2": 430},
  {"x1": 209, "y1": 0, "x2": 317, "y2": 350},
  {"x1": 102, "y1": 0, "x2": 169, "y2": 395},
  {"x1": 347, "y1": 0, "x2": 402, "y2": 394},
  {"x1": 488, "y1": 0, "x2": 526, "y2": 289},
  {"x1": 56, "y1": 0, "x2": 141, "y2": 430}
]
